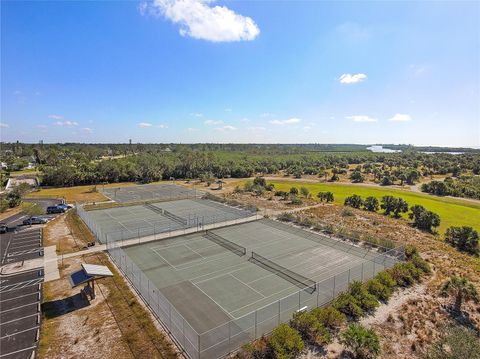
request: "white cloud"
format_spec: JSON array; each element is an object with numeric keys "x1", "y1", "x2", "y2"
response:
[
  {"x1": 204, "y1": 119, "x2": 223, "y2": 125},
  {"x1": 82, "y1": 127, "x2": 93, "y2": 134},
  {"x1": 239, "y1": 118, "x2": 250, "y2": 123},
  {"x1": 54, "y1": 120, "x2": 78, "y2": 126},
  {"x1": 13, "y1": 90, "x2": 21, "y2": 95},
  {"x1": 48, "y1": 114, "x2": 64, "y2": 120},
  {"x1": 187, "y1": 127, "x2": 199, "y2": 132},
  {"x1": 339, "y1": 73, "x2": 367, "y2": 84},
  {"x1": 346, "y1": 115, "x2": 377, "y2": 123},
  {"x1": 190, "y1": 112, "x2": 203, "y2": 117},
  {"x1": 214, "y1": 125, "x2": 237, "y2": 131},
  {"x1": 0, "y1": 122, "x2": 9, "y2": 128},
  {"x1": 138, "y1": 122, "x2": 153, "y2": 128},
  {"x1": 269, "y1": 118, "x2": 301, "y2": 125},
  {"x1": 144, "y1": 0, "x2": 260, "y2": 42},
  {"x1": 389, "y1": 113, "x2": 412, "y2": 122},
  {"x1": 157, "y1": 124, "x2": 169, "y2": 128}
]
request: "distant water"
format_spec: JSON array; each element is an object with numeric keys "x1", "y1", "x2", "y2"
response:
[
  {"x1": 367, "y1": 146, "x2": 401, "y2": 153},
  {"x1": 421, "y1": 151, "x2": 465, "y2": 155}
]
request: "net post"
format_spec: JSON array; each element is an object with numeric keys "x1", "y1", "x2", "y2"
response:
[
  {"x1": 254, "y1": 310, "x2": 257, "y2": 338},
  {"x1": 298, "y1": 291, "x2": 301, "y2": 309},
  {"x1": 277, "y1": 300, "x2": 280, "y2": 325}
]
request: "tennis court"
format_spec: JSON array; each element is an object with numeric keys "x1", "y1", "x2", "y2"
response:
[
  {"x1": 112, "y1": 219, "x2": 402, "y2": 358},
  {"x1": 101, "y1": 183, "x2": 199, "y2": 203},
  {"x1": 81, "y1": 198, "x2": 255, "y2": 243}
]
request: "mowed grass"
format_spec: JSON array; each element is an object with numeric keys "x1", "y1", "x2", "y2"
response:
[{"x1": 265, "y1": 180, "x2": 480, "y2": 234}]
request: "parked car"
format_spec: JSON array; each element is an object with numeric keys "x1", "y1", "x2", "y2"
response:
[
  {"x1": 23, "y1": 217, "x2": 48, "y2": 225},
  {"x1": 57, "y1": 203, "x2": 72, "y2": 211},
  {"x1": 47, "y1": 206, "x2": 64, "y2": 214},
  {"x1": 0, "y1": 223, "x2": 7, "y2": 233}
]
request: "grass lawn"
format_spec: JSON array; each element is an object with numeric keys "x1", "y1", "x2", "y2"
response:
[
  {"x1": 26, "y1": 185, "x2": 109, "y2": 203},
  {"x1": 260, "y1": 180, "x2": 480, "y2": 234}
]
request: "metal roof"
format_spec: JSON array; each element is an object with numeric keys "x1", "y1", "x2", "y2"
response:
[{"x1": 81, "y1": 264, "x2": 113, "y2": 277}]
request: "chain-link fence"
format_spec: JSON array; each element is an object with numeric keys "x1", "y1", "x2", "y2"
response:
[
  {"x1": 104, "y1": 237, "x2": 403, "y2": 359},
  {"x1": 76, "y1": 202, "x2": 257, "y2": 244}
]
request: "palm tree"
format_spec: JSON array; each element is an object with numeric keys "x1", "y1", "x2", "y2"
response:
[{"x1": 441, "y1": 276, "x2": 479, "y2": 314}]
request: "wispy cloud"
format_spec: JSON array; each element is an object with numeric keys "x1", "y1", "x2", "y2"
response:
[
  {"x1": 138, "y1": 122, "x2": 153, "y2": 128},
  {"x1": 48, "y1": 114, "x2": 64, "y2": 120},
  {"x1": 269, "y1": 118, "x2": 301, "y2": 125},
  {"x1": 187, "y1": 127, "x2": 199, "y2": 132},
  {"x1": 141, "y1": 0, "x2": 260, "y2": 42},
  {"x1": 36, "y1": 125, "x2": 47, "y2": 129},
  {"x1": 190, "y1": 112, "x2": 203, "y2": 117},
  {"x1": 389, "y1": 113, "x2": 412, "y2": 122},
  {"x1": 247, "y1": 126, "x2": 266, "y2": 132},
  {"x1": 82, "y1": 127, "x2": 93, "y2": 134},
  {"x1": 346, "y1": 115, "x2": 377, "y2": 123},
  {"x1": 215, "y1": 125, "x2": 237, "y2": 132},
  {"x1": 339, "y1": 73, "x2": 367, "y2": 84},
  {"x1": 157, "y1": 124, "x2": 169, "y2": 128},
  {"x1": 0, "y1": 122, "x2": 9, "y2": 128},
  {"x1": 204, "y1": 119, "x2": 223, "y2": 125},
  {"x1": 54, "y1": 120, "x2": 78, "y2": 126}
]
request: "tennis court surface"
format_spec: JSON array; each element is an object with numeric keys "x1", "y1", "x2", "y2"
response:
[
  {"x1": 79, "y1": 198, "x2": 255, "y2": 244},
  {"x1": 109, "y1": 219, "x2": 402, "y2": 358},
  {"x1": 101, "y1": 183, "x2": 199, "y2": 203}
]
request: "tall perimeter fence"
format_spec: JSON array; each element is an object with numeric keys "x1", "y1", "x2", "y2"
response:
[
  {"x1": 76, "y1": 199, "x2": 256, "y2": 244},
  {"x1": 76, "y1": 199, "x2": 405, "y2": 359},
  {"x1": 105, "y1": 239, "x2": 403, "y2": 359}
]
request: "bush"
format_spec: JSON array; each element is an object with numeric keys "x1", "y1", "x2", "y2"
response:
[
  {"x1": 311, "y1": 307, "x2": 346, "y2": 332},
  {"x1": 340, "y1": 324, "x2": 380, "y2": 359},
  {"x1": 388, "y1": 262, "x2": 421, "y2": 287},
  {"x1": 299, "y1": 186, "x2": 310, "y2": 198},
  {"x1": 409, "y1": 205, "x2": 441, "y2": 232},
  {"x1": 289, "y1": 195, "x2": 302, "y2": 205},
  {"x1": 410, "y1": 254, "x2": 431, "y2": 274},
  {"x1": 277, "y1": 212, "x2": 296, "y2": 222},
  {"x1": 425, "y1": 325, "x2": 480, "y2": 359},
  {"x1": 290, "y1": 311, "x2": 331, "y2": 346},
  {"x1": 344, "y1": 194, "x2": 363, "y2": 209},
  {"x1": 375, "y1": 271, "x2": 397, "y2": 290},
  {"x1": 363, "y1": 196, "x2": 379, "y2": 212},
  {"x1": 333, "y1": 293, "x2": 364, "y2": 320},
  {"x1": 366, "y1": 278, "x2": 393, "y2": 302},
  {"x1": 445, "y1": 226, "x2": 479, "y2": 256},
  {"x1": 289, "y1": 187, "x2": 299, "y2": 195},
  {"x1": 348, "y1": 281, "x2": 379, "y2": 313},
  {"x1": 268, "y1": 324, "x2": 304, "y2": 359}
]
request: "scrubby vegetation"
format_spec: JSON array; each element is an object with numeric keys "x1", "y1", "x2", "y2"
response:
[
  {"x1": 445, "y1": 226, "x2": 479, "y2": 256},
  {"x1": 421, "y1": 176, "x2": 480, "y2": 200}
]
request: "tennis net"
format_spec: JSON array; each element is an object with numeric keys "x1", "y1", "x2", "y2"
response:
[
  {"x1": 143, "y1": 203, "x2": 164, "y2": 214},
  {"x1": 250, "y1": 252, "x2": 316, "y2": 294},
  {"x1": 204, "y1": 231, "x2": 246, "y2": 257},
  {"x1": 162, "y1": 210, "x2": 188, "y2": 225}
]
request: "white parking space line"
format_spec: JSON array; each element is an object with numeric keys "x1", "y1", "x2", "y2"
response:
[
  {"x1": 1, "y1": 301, "x2": 39, "y2": 313},
  {"x1": 0, "y1": 326, "x2": 40, "y2": 340},
  {"x1": 0, "y1": 313, "x2": 40, "y2": 326},
  {"x1": 0, "y1": 292, "x2": 39, "y2": 303},
  {"x1": 7, "y1": 248, "x2": 43, "y2": 257},
  {"x1": 0, "y1": 279, "x2": 43, "y2": 293},
  {"x1": 0, "y1": 345, "x2": 36, "y2": 358}
]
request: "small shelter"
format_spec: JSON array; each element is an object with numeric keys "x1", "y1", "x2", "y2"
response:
[{"x1": 69, "y1": 263, "x2": 113, "y2": 299}]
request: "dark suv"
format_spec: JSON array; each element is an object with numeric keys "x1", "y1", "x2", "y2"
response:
[
  {"x1": 47, "y1": 206, "x2": 64, "y2": 214},
  {"x1": 0, "y1": 223, "x2": 7, "y2": 234}
]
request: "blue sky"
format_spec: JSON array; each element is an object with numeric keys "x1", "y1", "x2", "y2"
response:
[{"x1": 1, "y1": 0, "x2": 479, "y2": 146}]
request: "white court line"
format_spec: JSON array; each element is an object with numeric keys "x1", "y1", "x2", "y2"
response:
[
  {"x1": 190, "y1": 280, "x2": 236, "y2": 317},
  {"x1": 105, "y1": 211, "x2": 131, "y2": 233},
  {"x1": 228, "y1": 273, "x2": 266, "y2": 299},
  {"x1": 151, "y1": 247, "x2": 194, "y2": 270},
  {"x1": 0, "y1": 326, "x2": 39, "y2": 340}
]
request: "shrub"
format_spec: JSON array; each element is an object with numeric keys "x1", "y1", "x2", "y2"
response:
[
  {"x1": 289, "y1": 187, "x2": 299, "y2": 195},
  {"x1": 375, "y1": 271, "x2": 397, "y2": 290},
  {"x1": 363, "y1": 196, "x2": 379, "y2": 212},
  {"x1": 277, "y1": 212, "x2": 296, "y2": 222},
  {"x1": 366, "y1": 278, "x2": 392, "y2": 302},
  {"x1": 267, "y1": 324, "x2": 304, "y2": 359},
  {"x1": 333, "y1": 293, "x2": 364, "y2": 320},
  {"x1": 409, "y1": 205, "x2": 441, "y2": 232},
  {"x1": 445, "y1": 226, "x2": 479, "y2": 256},
  {"x1": 311, "y1": 307, "x2": 346, "y2": 332},
  {"x1": 290, "y1": 311, "x2": 331, "y2": 346},
  {"x1": 300, "y1": 186, "x2": 310, "y2": 198},
  {"x1": 388, "y1": 262, "x2": 421, "y2": 287},
  {"x1": 341, "y1": 208, "x2": 355, "y2": 217},
  {"x1": 340, "y1": 324, "x2": 380, "y2": 359},
  {"x1": 410, "y1": 254, "x2": 431, "y2": 274},
  {"x1": 344, "y1": 194, "x2": 363, "y2": 209},
  {"x1": 348, "y1": 281, "x2": 379, "y2": 313},
  {"x1": 289, "y1": 195, "x2": 302, "y2": 205},
  {"x1": 425, "y1": 325, "x2": 480, "y2": 359}
]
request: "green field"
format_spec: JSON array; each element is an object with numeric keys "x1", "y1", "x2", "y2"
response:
[{"x1": 264, "y1": 180, "x2": 480, "y2": 234}]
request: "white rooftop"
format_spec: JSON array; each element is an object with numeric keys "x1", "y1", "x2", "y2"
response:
[{"x1": 81, "y1": 263, "x2": 113, "y2": 277}]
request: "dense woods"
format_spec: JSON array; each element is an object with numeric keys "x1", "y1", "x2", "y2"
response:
[{"x1": 1, "y1": 143, "x2": 479, "y2": 188}]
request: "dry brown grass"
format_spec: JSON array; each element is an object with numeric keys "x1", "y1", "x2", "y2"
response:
[{"x1": 26, "y1": 185, "x2": 109, "y2": 203}]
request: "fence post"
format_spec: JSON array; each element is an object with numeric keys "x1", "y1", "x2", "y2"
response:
[
  {"x1": 278, "y1": 300, "x2": 281, "y2": 325},
  {"x1": 298, "y1": 291, "x2": 301, "y2": 308},
  {"x1": 254, "y1": 310, "x2": 257, "y2": 339},
  {"x1": 361, "y1": 263, "x2": 364, "y2": 281},
  {"x1": 333, "y1": 275, "x2": 336, "y2": 298},
  {"x1": 348, "y1": 269, "x2": 351, "y2": 284}
]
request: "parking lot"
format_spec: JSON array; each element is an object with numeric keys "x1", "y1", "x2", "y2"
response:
[
  {"x1": 0, "y1": 269, "x2": 43, "y2": 359},
  {"x1": 1, "y1": 228, "x2": 44, "y2": 266}
]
